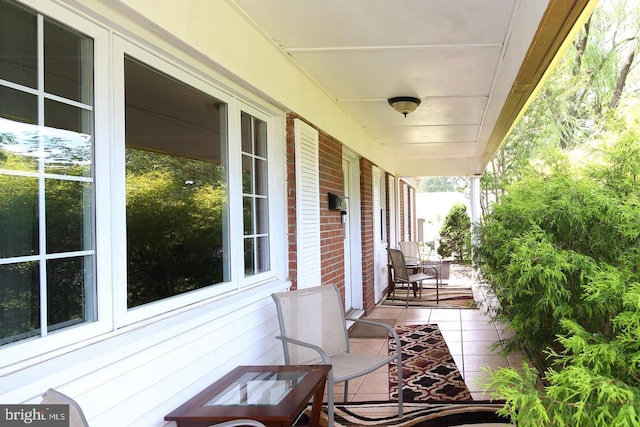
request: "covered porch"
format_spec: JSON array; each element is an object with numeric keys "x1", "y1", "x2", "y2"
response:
[{"x1": 0, "y1": 1, "x2": 596, "y2": 426}]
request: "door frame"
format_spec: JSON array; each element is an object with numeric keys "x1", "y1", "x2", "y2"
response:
[{"x1": 342, "y1": 149, "x2": 362, "y2": 314}]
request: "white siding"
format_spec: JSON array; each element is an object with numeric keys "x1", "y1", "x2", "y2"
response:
[{"x1": 0, "y1": 281, "x2": 288, "y2": 427}]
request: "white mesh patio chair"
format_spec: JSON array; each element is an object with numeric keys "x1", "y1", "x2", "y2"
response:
[
  {"x1": 271, "y1": 284, "x2": 403, "y2": 427},
  {"x1": 41, "y1": 389, "x2": 90, "y2": 427},
  {"x1": 398, "y1": 241, "x2": 423, "y2": 266},
  {"x1": 398, "y1": 241, "x2": 441, "y2": 286},
  {"x1": 388, "y1": 248, "x2": 439, "y2": 306}
]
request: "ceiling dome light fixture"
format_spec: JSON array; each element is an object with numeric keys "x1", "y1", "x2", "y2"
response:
[{"x1": 388, "y1": 96, "x2": 421, "y2": 117}]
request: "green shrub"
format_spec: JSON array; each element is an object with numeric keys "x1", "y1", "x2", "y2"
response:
[
  {"x1": 475, "y1": 113, "x2": 640, "y2": 425},
  {"x1": 438, "y1": 202, "x2": 471, "y2": 261}
]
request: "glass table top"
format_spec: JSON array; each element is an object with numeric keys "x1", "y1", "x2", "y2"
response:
[{"x1": 204, "y1": 370, "x2": 308, "y2": 407}]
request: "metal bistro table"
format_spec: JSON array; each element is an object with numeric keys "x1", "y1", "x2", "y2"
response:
[{"x1": 165, "y1": 365, "x2": 331, "y2": 427}]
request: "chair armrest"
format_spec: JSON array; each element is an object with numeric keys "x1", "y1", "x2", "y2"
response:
[
  {"x1": 404, "y1": 256, "x2": 421, "y2": 267},
  {"x1": 347, "y1": 317, "x2": 393, "y2": 333},
  {"x1": 345, "y1": 318, "x2": 403, "y2": 352},
  {"x1": 420, "y1": 265, "x2": 439, "y2": 276},
  {"x1": 274, "y1": 335, "x2": 332, "y2": 364}
]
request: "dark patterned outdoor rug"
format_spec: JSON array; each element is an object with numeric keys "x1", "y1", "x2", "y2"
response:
[
  {"x1": 390, "y1": 324, "x2": 472, "y2": 402},
  {"x1": 294, "y1": 401, "x2": 512, "y2": 426}
]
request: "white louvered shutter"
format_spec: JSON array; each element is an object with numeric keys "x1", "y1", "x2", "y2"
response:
[{"x1": 294, "y1": 119, "x2": 321, "y2": 289}]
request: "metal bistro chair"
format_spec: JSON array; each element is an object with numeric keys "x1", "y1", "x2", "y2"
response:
[
  {"x1": 388, "y1": 248, "x2": 439, "y2": 306},
  {"x1": 272, "y1": 284, "x2": 403, "y2": 427}
]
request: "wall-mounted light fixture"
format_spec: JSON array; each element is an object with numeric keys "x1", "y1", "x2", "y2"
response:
[
  {"x1": 328, "y1": 192, "x2": 347, "y2": 212},
  {"x1": 387, "y1": 96, "x2": 421, "y2": 117}
]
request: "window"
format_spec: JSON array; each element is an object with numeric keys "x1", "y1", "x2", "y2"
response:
[
  {"x1": 124, "y1": 56, "x2": 230, "y2": 308},
  {"x1": 241, "y1": 112, "x2": 270, "y2": 276},
  {"x1": 0, "y1": 0, "x2": 281, "y2": 356},
  {"x1": 0, "y1": 0, "x2": 95, "y2": 345}
]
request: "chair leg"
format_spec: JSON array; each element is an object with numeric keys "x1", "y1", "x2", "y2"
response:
[
  {"x1": 397, "y1": 349, "x2": 404, "y2": 418},
  {"x1": 343, "y1": 380, "x2": 349, "y2": 402},
  {"x1": 327, "y1": 372, "x2": 335, "y2": 427},
  {"x1": 391, "y1": 331, "x2": 404, "y2": 419},
  {"x1": 405, "y1": 283, "x2": 410, "y2": 307}
]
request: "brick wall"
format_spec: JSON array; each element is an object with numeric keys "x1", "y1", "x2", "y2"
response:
[
  {"x1": 318, "y1": 129, "x2": 346, "y2": 296},
  {"x1": 285, "y1": 115, "x2": 298, "y2": 288},
  {"x1": 359, "y1": 158, "x2": 375, "y2": 313}
]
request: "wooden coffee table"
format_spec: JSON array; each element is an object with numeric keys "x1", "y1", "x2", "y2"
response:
[{"x1": 165, "y1": 365, "x2": 331, "y2": 427}]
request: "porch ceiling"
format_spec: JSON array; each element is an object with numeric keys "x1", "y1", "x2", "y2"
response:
[{"x1": 228, "y1": 0, "x2": 596, "y2": 177}]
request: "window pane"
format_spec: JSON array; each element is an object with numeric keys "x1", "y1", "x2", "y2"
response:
[
  {"x1": 125, "y1": 57, "x2": 228, "y2": 308},
  {"x1": 241, "y1": 113, "x2": 252, "y2": 154},
  {"x1": 0, "y1": 261, "x2": 40, "y2": 345},
  {"x1": 0, "y1": 175, "x2": 38, "y2": 258},
  {"x1": 257, "y1": 236, "x2": 270, "y2": 273},
  {"x1": 44, "y1": 20, "x2": 93, "y2": 104},
  {"x1": 0, "y1": 118, "x2": 39, "y2": 173},
  {"x1": 0, "y1": 0, "x2": 37, "y2": 88},
  {"x1": 254, "y1": 119, "x2": 267, "y2": 158},
  {"x1": 242, "y1": 155, "x2": 252, "y2": 194},
  {"x1": 243, "y1": 196, "x2": 253, "y2": 235},
  {"x1": 0, "y1": 86, "x2": 37, "y2": 126},
  {"x1": 256, "y1": 197, "x2": 268, "y2": 235},
  {"x1": 244, "y1": 239, "x2": 254, "y2": 276},
  {"x1": 47, "y1": 255, "x2": 94, "y2": 330},
  {"x1": 43, "y1": 101, "x2": 93, "y2": 176},
  {"x1": 255, "y1": 158, "x2": 267, "y2": 196},
  {"x1": 45, "y1": 98, "x2": 92, "y2": 134},
  {"x1": 46, "y1": 179, "x2": 92, "y2": 253}
]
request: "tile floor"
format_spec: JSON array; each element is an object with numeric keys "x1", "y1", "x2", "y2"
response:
[{"x1": 335, "y1": 270, "x2": 526, "y2": 402}]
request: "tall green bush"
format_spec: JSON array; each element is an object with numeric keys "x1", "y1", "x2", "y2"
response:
[
  {"x1": 438, "y1": 202, "x2": 471, "y2": 261},
  {"x1": 475, "y1": 109, "x2": 640, "y2": 425}
]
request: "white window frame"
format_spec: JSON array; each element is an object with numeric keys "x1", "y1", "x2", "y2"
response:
[
  {"x1": 0, "y1": 0, "x2": 112, "y2": 371},
  {"x1": 112, "y1": 38, "x2": 282, "y2": 326},
  {"x1": 233, "y1": 100, "x2": 280, "y2": 286}
]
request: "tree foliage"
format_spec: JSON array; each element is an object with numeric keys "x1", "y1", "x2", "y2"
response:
[
  {"x1": 481, "y1": 0, "x2": 640, "y2": 210},
  {"x1": 125, "y1": 149, "x2": 227, "y2": 308},
  {"x1": 475, "y1": 108, "x2": 640, "y2": 426},
  {"x1": 418, "y1": 176, "x2": 468, "y2": 193},
  {"x1": 0, "y1": 142, "x2": 229, "y2": 344}
]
